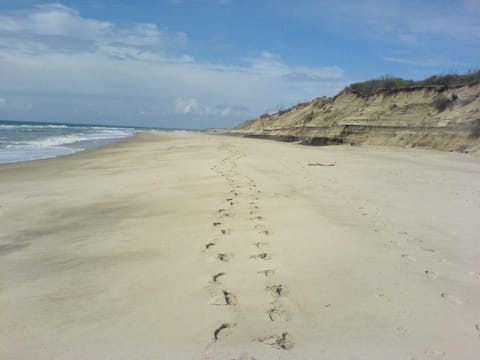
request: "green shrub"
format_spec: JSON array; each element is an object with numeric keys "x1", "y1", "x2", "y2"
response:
[
  {"x1": 432, "y1": 95, "x2": 453, "y2": 112},
  {"x1": 346, "y1": 70, "x2": 480, "y2": 98}
]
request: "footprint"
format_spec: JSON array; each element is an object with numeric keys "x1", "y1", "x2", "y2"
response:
[
  {"x1": 258, "y1": 230, "x2": 270, "y2": 236},
  {"x1": 217, "y1": 253, "x2": 230, "y2": 262},
  {"x1": 213, "y1": 222, "x2": 221, "y2": 227},
  {"x1": 221, "y1": 229, "x2": 232, "y2": 235},
  {"x1": 475, "y1": 323, "x2": 480, "y2": 337},
  {"x1": 213, "y1": 272, "x2": 226, "y2": 283},
  {"x1": 257, "y1": 332, "x2": 295, "y2": 351},
  {"x1": 267, "y1": 306, "x2": 290, "y2": 321},
  {"x1": 252, "y1": 241, "x2": 269, "y2": 248},
  {"x1": 223, "y1": 290, "x2": 237, "y2": 305},
  {"x1": 218, "y1": 209, "x2": 226, "y2": 213},
  {"x1": 421, "y1": 247, "x2": 436, "y2": 253},
  {"x1": 395, "y1": 326, "x2": 408, "y2": 336},
  {"x1": 257, "y1": 269, "x2": 275, "y2": 277},
  {"x1": 401, "y1": 254, "x2": 416, "y2": 262},
  {"x1": 205, "y1": 242, "x2": 215, "y2": 249},
  {"x1": 424, "y1": 270, "x2": 439, "y2": 280},
  {"x1": 250, "y1": 253, "x2": 271, "y2": 260},
  {"x1": 214, "y1": 323, "x2": 236, "y2": 341},
  {"x1": 440, "y1": 292, "x2": 464, "y2": 305},
  {"x1": 424, "y1": 349, "x2": 446, "y2": 358},
  {"x1": 251, "y1": 216, "x2": 264, "y2": 221},
  {"x1": 266, "y1": 284, "x2": 285, "y2": 298}
]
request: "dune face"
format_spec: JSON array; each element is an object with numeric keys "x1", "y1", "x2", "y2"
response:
[
  {"x1": 1, "y1": 132, "x2": 479, "y2": 359},
  {"x1": 232, "y1": 83, "x2": 480, "y2": 153}
]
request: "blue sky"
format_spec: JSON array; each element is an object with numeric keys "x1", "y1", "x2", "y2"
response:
[{"x1": 0, "y1": 1, "x2": 478, "y2": 128}]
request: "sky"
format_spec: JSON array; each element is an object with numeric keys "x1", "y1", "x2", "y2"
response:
[{"x1": 0, "y1": 1, "x2": 478, "y2": 129}]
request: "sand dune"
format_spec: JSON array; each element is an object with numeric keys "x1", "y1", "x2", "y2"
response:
[{"x1": 1, "y1": 132, "x2": 479, "y2": 359}]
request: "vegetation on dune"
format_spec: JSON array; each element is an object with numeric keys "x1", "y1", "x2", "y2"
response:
[
  {"x1": 346, "y1": 70, "x2": 480, "y2": 98},
  {"x1": 432, "y1": 94, "x2": 457, "y2": 112}
]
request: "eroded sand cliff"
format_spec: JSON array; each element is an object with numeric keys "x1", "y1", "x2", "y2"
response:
[{"x1": 232, "y1": 83, "x2": 480, "y2": 153}]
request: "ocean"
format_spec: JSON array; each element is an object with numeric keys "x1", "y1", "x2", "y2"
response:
[{"x1": 0, "y1": 120, "x2": 140, "y2": 164}]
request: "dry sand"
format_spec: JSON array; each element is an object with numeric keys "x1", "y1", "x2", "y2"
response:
[{"x1": 0, "y1": 132, "x2": 479, "y2": 359}]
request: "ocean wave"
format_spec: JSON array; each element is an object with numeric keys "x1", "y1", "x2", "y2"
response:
[
  {"x1": 7, "y1": 130, "x2": 134, "y2": 148},
  {"x1": 0, "y1": 122, "x2": 139, "y2": 164},
  {"x1": 0, "y1": 124, "x2": 69, "y2": 129}
]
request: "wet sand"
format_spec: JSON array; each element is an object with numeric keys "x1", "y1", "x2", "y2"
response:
[{"x1": 1, "y1": 132, "x2": 479, "y2": 359}]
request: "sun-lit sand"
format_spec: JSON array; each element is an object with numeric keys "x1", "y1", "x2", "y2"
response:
[{"x1": 1, "y1": 132, "x2": 479, "y2": 359}]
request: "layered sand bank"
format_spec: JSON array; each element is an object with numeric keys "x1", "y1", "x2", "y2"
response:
[{"x1": 0, "y1": 132, "x2": 479, "y2": 359}]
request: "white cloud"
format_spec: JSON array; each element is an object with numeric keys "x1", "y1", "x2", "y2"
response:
[
  {"x1": 174, "y1": 98, "x2": 249, "y2": 117},
  {"x1": 0, "y1": 4, "x2": 187, "y2": 56},
  {"x1": 245, "y1": 52, "x2": 344, "y2": 80},
  {"x1": 175, "y1": 98, "x2": 200, "y2": 114},
  {"x1": 0, "y1": 4, "x2": 346, "y2": 127},
  {"x1": 382, "y1": 56, "x2": 479, "y2": 68}
]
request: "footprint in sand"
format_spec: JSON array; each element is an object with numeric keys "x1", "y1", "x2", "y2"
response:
[
  {"x1": 217, "y1": 253, "x2": 231, "y2": 262},
  {"x1": 257, "y1": 269, "x2": 275, "y2": 277},
  {"x1": 213, "y1": 323, "x2": 236, "y2": 341},
  {"x1": 251, "y1": 216, "x2": 264, "y2": 221},
  {"x1": 256, "y1": 332, "x2": 295, "y2": 351},
  {"x1": 267, "y1": 306, "x2": 290, "y2": 322},
  {"x1": 424, "y1": 270, "x2": 439, "y2": 280},
  {"x1": 254, "y1": 224, "x2": 266, "y2": 230},
  {"x1": 395, "y1": 326, "x2": 409, "y2": 336},
  {"x1": 252, "y1": 241, "x2": 269, "y2": 248},
  {"x1": 424, "y1": 349, "x2": 446, "y2": 358},
  {"x1": 212, "y1": 272, "x2": 226, "y2": 283},
  {"x1": 440, "y1": 292, "x2": 464, "y2": 305},
  {"x1": 266, "y1": 284, "x2": 286, "y2": 298},
  {"x1": 250, "y1": 253, "x2": 271, "y2": 260},
  {"x1": 205, "y1": 242, "x2": 216, "y2": 249},
  {"x1": 401, "y1": 253, "x2": 416, "y2": 262},
  {"x1": 222, "y1": 290, "x2": 237, "y2": 306}
]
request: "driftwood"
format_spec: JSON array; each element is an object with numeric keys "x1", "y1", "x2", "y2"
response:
[{"x1": 308, "y1": 162, "x2": 335, "y2": 167}]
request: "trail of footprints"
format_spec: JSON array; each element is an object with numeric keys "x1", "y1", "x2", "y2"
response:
[{"x1": 203, "y1": 144, "x2": 294, "y2": 353}]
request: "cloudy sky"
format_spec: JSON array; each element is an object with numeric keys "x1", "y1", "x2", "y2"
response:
[{"x1": 0, "y1": 1, "x2": 478, "y2": 128}]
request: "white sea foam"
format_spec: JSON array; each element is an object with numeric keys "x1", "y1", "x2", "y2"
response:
[
  {"x1": 9, "y1": 130, "x2": 133, "y2": 148},
  {"x1": 0, "y1": 122, "x2": 136, "y2": 164}
]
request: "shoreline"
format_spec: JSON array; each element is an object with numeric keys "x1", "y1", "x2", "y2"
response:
[
  {"x1": 1, "y1": 132, "x2": 479, "y2": 359},
  {"x1": 0, "y1": 132, "x2": 143, "y2": 168}
]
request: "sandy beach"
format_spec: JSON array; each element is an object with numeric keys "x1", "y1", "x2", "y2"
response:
[{"x1": 0, "y1": 132, "x2": 479, "y2": 359}]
